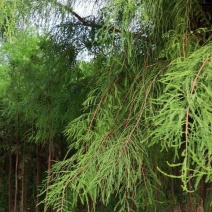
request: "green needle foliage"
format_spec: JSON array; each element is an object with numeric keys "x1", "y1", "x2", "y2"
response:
[
  {"x1": 43, "y1": 0, "x2": 212, "y2": 211},
  {"x1": 0, "y1": 0, "x2": 211, "y2": 211},
  {"x1": 150, "y1": 44, "x2": 212, "y2": 188}
]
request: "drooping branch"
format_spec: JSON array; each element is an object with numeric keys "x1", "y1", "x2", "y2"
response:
[{"x1": 54, "y1": 1, "x2": 121, "y2": 33}]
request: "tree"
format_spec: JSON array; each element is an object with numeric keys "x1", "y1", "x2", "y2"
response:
[
  {"x1": 0, "y1": 0, "x2": 211, "y2": 211},
  {"x1": 0, "y1": 28, "x2": 90, "y2": 211}
]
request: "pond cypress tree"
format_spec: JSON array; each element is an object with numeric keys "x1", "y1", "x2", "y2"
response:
[
  {"x1": 43, "y1": 1, "x2": 212, "y2": 211},
  {"x1": 0, "y1": 0, "x2": 211, "y2": 211}
]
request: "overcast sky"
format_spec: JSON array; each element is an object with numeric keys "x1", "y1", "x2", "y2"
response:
[{"x1": 72, "y1": 1, "x2": 102, "y2": 61}]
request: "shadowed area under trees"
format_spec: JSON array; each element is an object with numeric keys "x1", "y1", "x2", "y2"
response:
[{"x1": 0, "y1": 0, "x2": 211, "y2": 211}]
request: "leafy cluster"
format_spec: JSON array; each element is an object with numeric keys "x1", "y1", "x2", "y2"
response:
[{"x1": 0, "y1": 0, "x2": 211, "y2": 211}]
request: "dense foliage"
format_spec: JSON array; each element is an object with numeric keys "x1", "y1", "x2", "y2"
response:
[{"x1": 0, "y1": 0, "x2": 211, "y2": 211}]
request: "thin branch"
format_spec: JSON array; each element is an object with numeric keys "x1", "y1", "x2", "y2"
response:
[
  {"x1": 54, "y1": 1, "x2": 121, "y2": 33},
  {"x1": 190, "y1": 56, "x2": 212, "y2": 96},
  {"x1": 185, "y1": 106, "x2": 189, "y2": 179},
  {"x1": 117, "y1": 65, "x2": 167, "y2": 161},
  {"x1": 184, "y1": 56, "x2": 212, "y2": 190},
  {"x1": 87, "y1": 77, "x2": 127, "y2": 135}
]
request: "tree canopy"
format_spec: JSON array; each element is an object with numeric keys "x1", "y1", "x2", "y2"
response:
[{"x1": 0, "y1": 0, "x2": 211, "y2": 211}]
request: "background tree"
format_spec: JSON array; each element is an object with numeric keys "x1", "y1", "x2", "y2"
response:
[{"x1": 0, "y1": 28, "x2": 91, "y2": 211}]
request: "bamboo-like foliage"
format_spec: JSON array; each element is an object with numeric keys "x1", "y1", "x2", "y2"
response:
[{"x1": 0, "y1": 28, "x2": 89, "y2": 210}]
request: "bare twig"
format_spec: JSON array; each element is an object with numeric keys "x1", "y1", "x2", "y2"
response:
[{"x1": 54, "y1": 1, "x2": 121, "y2": 33}]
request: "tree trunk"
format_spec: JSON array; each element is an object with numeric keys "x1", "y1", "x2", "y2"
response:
[
  {"x1": 8, "y1": 152, "x2": 12, "y2": 212},
  {"x1": 14, "y1": 143, "x2": 19, "y2": 212},
  {"x1": 101, "y1": 201, "x2": 104, "y2": 212},
  {"x1": 45, "y1": 139, "x2": 53, "y2": 212},
  {"x1": 36, "y1": 144, "x2": 41, "y2": 212},
  {"x1": 14, "y1": 119, "x2": 19, "y2": 212},
  {"x1": 21, "y1": 127, "x2": 26, "y2": 212}
]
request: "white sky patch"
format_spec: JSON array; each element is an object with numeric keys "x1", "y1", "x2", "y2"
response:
[
  {"x1": 58, "y1": 0, "x2": 100, "y2": 17},
  {"x1": 71, "y1": 1, "x2": 100, "y2": 61},
  {"x1": 55, "y1": 1, "x2": 100, "y2": 61},
  {"x1": 35, "y1": 0, "x2": 104, "y2": 61},
  {"x1": 73, "y1": 1, "x2": 97, "y2": 17}
]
